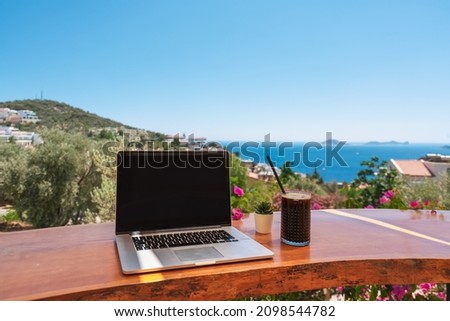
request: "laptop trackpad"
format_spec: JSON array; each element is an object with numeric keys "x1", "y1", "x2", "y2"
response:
[{"x1": 174, "y1": 246, "x2": 223, "y2": 262}]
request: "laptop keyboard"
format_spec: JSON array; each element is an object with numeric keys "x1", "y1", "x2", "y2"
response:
[{"x1": 132, "y1": 230, "x2": 238, "y2": 251}]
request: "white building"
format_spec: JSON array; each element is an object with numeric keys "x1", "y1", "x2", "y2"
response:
[
  {"x1": 0, "y1": 108, "x2": 10, "y2": 122},
  {"x1": 0, "y1": 108, "x2": 40, "y2": 124},
  {"x1": 17, "y1": 110, "x2": 39, "y2": 123},
  {"x1": 164, "y1": 133, "x2": 207, "y2": 150},
  {"x1": 0, "y1": 126, "x2": 42, "y2": 146},
  {"x1": 0, "y1": 126, "x2": 10, "y2": 142}
]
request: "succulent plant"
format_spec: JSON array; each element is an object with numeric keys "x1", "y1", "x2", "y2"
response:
[{"x1": 254, "y1": 200, "x2": 274, "y2": 215}]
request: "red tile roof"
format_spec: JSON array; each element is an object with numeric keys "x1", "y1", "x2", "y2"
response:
[{"x1": 390, "y1": 159, "x2": 433, "y2": 177}]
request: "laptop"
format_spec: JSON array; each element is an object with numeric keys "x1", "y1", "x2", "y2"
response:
[{"x1": 115, "y1": 150, "x2": 274, "y2": 274}]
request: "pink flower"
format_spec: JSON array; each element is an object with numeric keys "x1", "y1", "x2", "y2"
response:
[
  {"x1": 420, "y1": 283, "x2": 432, "y2": 294},
  {"x1": 437, "y1": 292, "x2": 446, "y2": 300},
  {"x1": 423, "y1": 199, "x2": 430, "y2": 207},
  {"x1": 431, "y1": 209, "x2": 437, "y2": 215},
  {"x1": 313, "y1": 203, "x2": 321, "y2": 210},
  {"x1": 379, "y1": 195, "x2": 391, "y2": 205},
  {"x1": 384, "y1": 190, "x2": 395, "y2": 199},
  {"x1": 233, "y1": 185, "x2": 244, "y2": 197},
  {"x1": 361, "y1": 287, "x2": 369, "y2": 300},
  {"x1": 391, "y1": 285, "x2": 408, "y2": 301},
  {"x1": 410, "y1": 200, "x2": 420, "y2": 209},
  {"x1": 232, "y1": 208, "x2": 243, "y2": 220},
  {"x1": 365, "y1": 204, "x2": 374, "y2": 209},
  {"x1": 336, "y1": 286, "x2": 344, "y2": 294}
]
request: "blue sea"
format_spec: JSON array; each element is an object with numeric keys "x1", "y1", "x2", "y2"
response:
[{"x1": 219, "y1": 141, "x2": 450, "y2": 183}]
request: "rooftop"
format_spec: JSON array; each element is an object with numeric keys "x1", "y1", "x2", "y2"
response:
[{"x1": 389, "y1": 159, "x2": 433, "y2": 177}]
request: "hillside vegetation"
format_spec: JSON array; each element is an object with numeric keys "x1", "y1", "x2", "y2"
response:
[{"x1": 1, "y1": 99, "x2": 143, "y2": 134}]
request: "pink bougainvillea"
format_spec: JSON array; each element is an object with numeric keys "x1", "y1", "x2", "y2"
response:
[
  {"x1": 231, "y1": 208, "x2": 243, "y2": 220},
  {"x1": 379, "y1": 195, "x2": 391, "y2": 205},
  {"x1": 233, "y1": 185, "x2": 244, "y2": 197},
  {"x1": 410, "y1": 200, "x2": 420, "y2": 209}
]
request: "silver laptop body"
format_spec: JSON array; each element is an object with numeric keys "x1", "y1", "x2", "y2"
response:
[{"x1": 115, "y1": 150, "x2": 273, "y2": 274}]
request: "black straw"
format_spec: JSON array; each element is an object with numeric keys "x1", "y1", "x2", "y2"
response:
[{"x1": 266, "y1": 156, "x2": 286, "y2": 194}]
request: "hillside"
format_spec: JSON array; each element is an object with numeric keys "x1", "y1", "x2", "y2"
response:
[{"x1": 0, "y1": 99, "x2": 154, "y2": 135}]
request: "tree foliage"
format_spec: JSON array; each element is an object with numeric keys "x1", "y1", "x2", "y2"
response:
[
  {"x1": 279, "y1": 161, "x2": 295, "y2": 184},
  {"x1": 229, "y1": 153, "x2": 248, "y2": 191},
  {"x1": 284, "y1": 175, "x2": 325, "y2": 196},
  {"x1": 0, "y1": 143, "x2": 29, "y2": 205},
  {"x1": 397, "y1": 173, "x2": 450, "y2": 209},
  {"x1": 2, "y1": 129, "x2": 102, "y2": 227},
  {"x1": 343, "y1": 156, "x2": 399, "y2": 208},
  {"x1": 86, "y1": 149, "x2": 117, "y2": 223}
]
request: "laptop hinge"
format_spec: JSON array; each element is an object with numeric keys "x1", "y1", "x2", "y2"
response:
[{"x1": 126, "y1": 225, "x2": 225, "y2": 235}]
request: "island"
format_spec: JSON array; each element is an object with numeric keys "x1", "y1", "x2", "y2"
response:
[{"x1": 366, "y1": 141, "x2": 409, "y2": 145}]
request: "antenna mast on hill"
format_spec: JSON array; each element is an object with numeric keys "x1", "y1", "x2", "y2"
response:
[{"x1": 40, "y1": 88, "x2": 44, "y2": 100}]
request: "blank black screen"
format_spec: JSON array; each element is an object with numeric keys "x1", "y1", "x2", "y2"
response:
[{"x1": 115, "y1": 150, "x2": 231, "y2": 234}]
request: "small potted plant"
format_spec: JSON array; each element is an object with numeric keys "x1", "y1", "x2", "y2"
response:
[{"x1": 254, "y1": 200, "x2": 274, "y2": 234}]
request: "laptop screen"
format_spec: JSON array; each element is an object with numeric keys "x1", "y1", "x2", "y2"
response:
[{"x1": 115, "y1": 150, "x2": 232, "y2": 234}]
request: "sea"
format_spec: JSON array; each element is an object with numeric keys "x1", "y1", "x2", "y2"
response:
[{"x1": 218, "y1": 141, "x2": 450, "y2": 183}]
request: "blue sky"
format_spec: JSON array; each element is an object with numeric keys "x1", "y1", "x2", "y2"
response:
[{"x1": 1, "y1": 0, "x2": 450, "y2": 143}]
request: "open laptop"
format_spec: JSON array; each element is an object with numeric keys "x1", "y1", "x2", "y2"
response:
[{"x1": 115, "y1": 150, "x2": 274, "y2": 274}]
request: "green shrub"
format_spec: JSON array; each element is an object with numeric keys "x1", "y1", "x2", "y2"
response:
[{"x1": 0, "y1": 209, "x2": 20, "y2": 222}]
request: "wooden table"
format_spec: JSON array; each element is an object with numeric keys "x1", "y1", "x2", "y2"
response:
[{"x1": 1, "y1": 209, "x2": 450, "y2": 301}]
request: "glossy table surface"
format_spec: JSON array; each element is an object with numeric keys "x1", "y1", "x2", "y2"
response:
[{"x1": 1, "y1": 209, "x2": 450, "y2": 300}]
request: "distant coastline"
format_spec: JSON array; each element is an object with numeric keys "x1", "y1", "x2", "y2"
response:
[
  {"x1": 365, "y1": 141, "x2": 409, "y2": 145},
  {"x1": 222, "y1": 141, "x2": 450, "y2": 183}
]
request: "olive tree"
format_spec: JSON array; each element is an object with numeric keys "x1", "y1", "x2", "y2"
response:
[
  {"x1": 0, "y1": 143, "x2": 29, "y2": 205},
  {"x1": 13, "y1": 129, "x2": 102, "y2": 227},
  {"x1": 85, "y1": 149, "x2": 117, "y2": 223}
]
